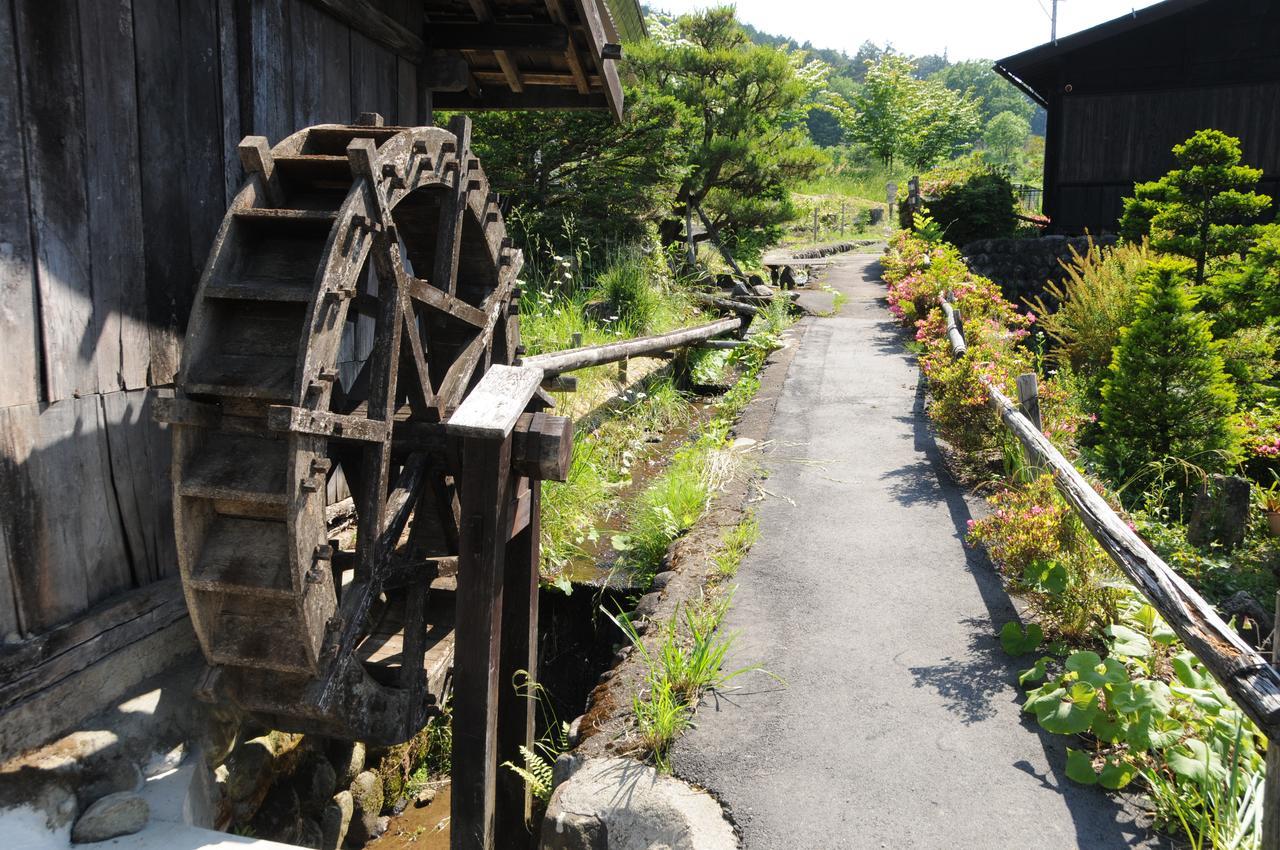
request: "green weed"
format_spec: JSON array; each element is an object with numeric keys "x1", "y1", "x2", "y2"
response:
[{"x1": 713, "y1": 514, "x2": 759, "y2": 580}]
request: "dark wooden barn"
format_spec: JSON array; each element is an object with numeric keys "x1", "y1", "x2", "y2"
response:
[
  {"x1": 995, "y1": 0, "x2": 1280, "y2": 234},
  {"x1": 0, "y1": 0, "x2": 640, "y2": 759}
]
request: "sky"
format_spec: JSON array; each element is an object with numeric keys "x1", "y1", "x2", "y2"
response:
[{"x1": 647, "y1": 0, "x2": 1169, "y2": 61}]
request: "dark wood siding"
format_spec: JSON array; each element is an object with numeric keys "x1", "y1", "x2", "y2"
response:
[
  {"x1": 1049, "y1": 82, "x2": 1280, "y2": 232},
  {"x1": 0, "y1": 0, "x2": 419, "y2": 640}
]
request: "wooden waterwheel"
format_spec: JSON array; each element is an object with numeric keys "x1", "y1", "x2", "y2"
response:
[{"x1": 164, "y1": 114, "x2": 549, "y2": 746}]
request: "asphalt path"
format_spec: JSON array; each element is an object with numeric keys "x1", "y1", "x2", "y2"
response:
[{"x1": 671, "y1": 254, "x2": 1165, "y2": 850}]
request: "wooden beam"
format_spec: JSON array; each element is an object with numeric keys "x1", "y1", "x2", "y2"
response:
[
  {"x1": 446, "y1": 366, "x2": 546, "y2": 440},
  {"x1": 571, "y1": 0, "x2": 623, "y2": 119},
  {"x1": 268, "y1": 405, "x2": 391, "y2": 442},
  {"x1": 431, "y1": 88, "x2": 610, "y2": 111},
  {"x1": 466, "y1": 0, "x2": 523, "y2": 93},
  {"x1": 303, "y1": 0, "x2": 425, "y2": 63},
  {"x1": 522, "y1": 317, "x2": 744, "y2": 377},
  {"x1": 510, "y1": 413, "x2": 573, "y2": 481},
  {"x1": 408, "y1": 277, "x2": 488, "y2": 327},
  {"x1": 427, "y1": 22, "x2": 569, "y2": 52},
  {"x1": 544, "y1": 0, "x2": 592, "y2": 95},
  {"x1": 0, "y1": 580, "x2": 188, "y2": 712},
  {"x1": 472, "y1": 70, "x2": 601, "y2": 88},
  {"x1": 452, "y1": 435, "x2": 516, "y2": 850}
]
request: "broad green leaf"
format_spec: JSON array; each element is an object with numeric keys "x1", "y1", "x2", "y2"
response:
[
  {"x1": 1019, "y1": 657, "x2": 1051, "y2": 687},
  {"x1": 1109, "y1": 679, "x2": 1171, "y2": 715},
  {"x1": 1172, "y1": 652, "x2": 1212, "y2": 689},
  {"x1": 1065, "y1": 749, "x2": 1098, "y2": 785},
  {"x1": 1065, "y1": 651, "x2": 1127, "y2": 688},
  {"x1": 1104, "y1": 624, "x2": 1152, "y2": 659},
  {"x1": 1126, "y1": 714, "x2": 1183, "y2": 752},
  {"x1": 1035, "y1": 683, "x2": 1099, "y2": 735},
  {"x1": 1023, "y1": 685, "x2": 1065, "y2": 715},
  {"x1": 1166, "y1": 739, "x2": 1225, "y2": 784},
  {"x1": 1171, "y1": 685, "x2": 1225, "y2": 714},
  {"x1": 1099, "y1": 759, "x2": 1135, "y2": 790},
  {"x1": 1090, "y1": 713, "x2": 1127, "y2": 745},
  {"x1": 1026, "y1": 559, "x2": 1069, "y2": 595},
  {"x1": 1001, "y1": 621, "x2": 1044, "y2": 656}
]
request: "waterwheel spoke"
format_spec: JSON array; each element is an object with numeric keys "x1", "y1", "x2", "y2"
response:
[
  {"x1": 400, "y1": 304, "x2": 439, "y2": 420},
  {"x1": 408, "y1": 276, "x2": 488, "y2": 328},
  {"x1": 432, "y1": 115, "x2": 472, "y2": 297}
]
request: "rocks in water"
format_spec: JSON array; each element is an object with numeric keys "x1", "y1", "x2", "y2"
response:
[
  {"x1": 347, "y1": 770, "x2": 385, "y2": 845},
  {"x1": 414, "y1": 786, "x2": 437, "y2": 808},
  {"x1": 250, "y1": 784, "x2": 302, "y2": 844},
  {"x1": 71, "y1": 791, "x2": 149, "y2": 844},
  {"x1": 321, "y1": 790, "x2": 353, "y2": 850},
  {"x1": 1187, "y1": 474, "x2": 1252, "y2": 551},
  {"x1": 297, "y1": 818, "x2": 324, "y2": 849},
  {"x1": 223, "y1": 738, "x2": 274, "y2": 803},
  {"x1": 294, "y1": 751, "x2": 338, "y2": 814},
  {"x1": 390, "y1": 795, "x2": 409, "y2": 816},
  {"x1": 76, "y1": 759, "x2": 144, "y2": 810},
  {"x1": 331, "y1": 741, "x2": 366, "y2": 788}
]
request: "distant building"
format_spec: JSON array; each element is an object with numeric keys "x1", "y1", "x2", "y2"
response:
[{"x1": 995, "y1": 0, "x2": 1280, "y2": 234}]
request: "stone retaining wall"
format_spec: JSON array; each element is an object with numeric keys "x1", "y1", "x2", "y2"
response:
[{"x1": 961, "y1": 235, "x2": 1118, "y2": 305}]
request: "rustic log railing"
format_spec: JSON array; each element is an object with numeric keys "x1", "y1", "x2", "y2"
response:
[
  {"x1": 942, "y1": 292, "x2": 1280, "y2": 845},
  {"x1": 521, "y1": 315, "x2": 747, "y2": 377}
]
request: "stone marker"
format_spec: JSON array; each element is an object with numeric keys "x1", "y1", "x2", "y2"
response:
[
  {"x1": 1188, "y1": 474, "x2": 1251, "y2": 551},
  {"x1": 71, "y1": 791, "x2": 149, "y2": 844}
]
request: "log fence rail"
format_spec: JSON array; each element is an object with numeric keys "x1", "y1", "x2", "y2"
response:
[{"x1": 938, "y1": 294, "x2": 1280, "y2": 847}]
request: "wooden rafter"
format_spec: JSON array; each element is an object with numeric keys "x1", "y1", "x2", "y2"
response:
[
  {"x1": 544, "y1": 0, "x2": 592, "y2": 95},
  {"x1": 467, "y1": 0, "x2": 524, "y2": 93}
]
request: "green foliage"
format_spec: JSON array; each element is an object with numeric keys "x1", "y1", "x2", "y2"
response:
[
  {"x1": 1206, "y1": 223, "x2": 1280, "y2": 336},
  {"x1": 851, "y1": 54, "x2": 981, "y2": 171},
  {"x1": 632, "y1": 8, "x2": 825, "y2": 261},
  {"x1": 1119, "y1": 130, "x2": 1272, "y2": 285},
  {"x1": 712, "y1": 514, "x2": 759, "y2": 580},
  {"x1": 983, "y1": 111, "x2": 1031, "y2": 167},
  {"x1": 931, "y1": 60, "x2": 1042, "y2": 132},
  {"x1": 923, "y1": 170, "x2": 1018, "y2": 246},
  {"x1": 1099, "y1": 260, "x2": 1242, "y2": 491},
  {"x1": 1032, "y1": 240, "x2": 1149, "y2": 378},
  {"x1": 607, "y1": 592, "x2": 768, "y2": 771},
  {"x1": 468, "y1": 93, "x2": 685, "y2": 260}
]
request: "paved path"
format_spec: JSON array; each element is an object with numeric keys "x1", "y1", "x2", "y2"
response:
[{"x1": 672, "y1": 255, "x2": 1163, "y2": 849}]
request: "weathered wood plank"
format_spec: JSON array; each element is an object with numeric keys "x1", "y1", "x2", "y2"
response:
[
  {"x1": 522, "y1": 317, "x2": 743, "y2": 378},
  {"x1": 102, "y1": 390, "x2": 175, "y2": 585},
  {"x1": 79, "y1": 0, "x2": 149, "y2": 393},
  {"x1": 14, "y1": 0, "x2": 96, "y2": 401},
  {"x1": 0, "y1": 0, "x2": 41, "y2": 408},
  {"x1": 0, "y1": 398, "x2": 132, "y2": 632},
  {"x1": 570, "y1": 0, "x2": 623, "y2": 120},
  {"x1": 252, "y1": 0, "x2": 293, "y2": 143},
  {"x1": 291, "y1": 0, "x2": 352, "y2": 127},
  {"x1": 511, "y1": 413, "x2": 573, "y2": 482},
  {"x1": 445, "y1": 366, "x2": 545, "y2": 440},
  {"x1": 495, "y1": 482, "x2": 540, "y2": 843},
  {"x1": 0, "y1": 579, "x2": 187, "y2": 711},
  {"x1": 303, "y1": 0, "x2": 425, "y2": 64},
  {"x1": 217, "y1": 0, "x2": 244, "y2": 207},
  {"x1": 351, "y1": 29, "x2": 398, "y2": 124},
  {"x1": 452, "y1": 435, "x2": 515, "y2": 850}
]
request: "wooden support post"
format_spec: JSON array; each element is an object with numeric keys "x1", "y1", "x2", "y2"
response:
[
  {"x1": 1265, "y1": 588, "x2": 1280, "y2": 850},
  {"x1": 812, "y1": 207, "x2": 819, "y2": 243},
  {"x1": 1016, "y1": 373, "x2": 1042, "y2": 431},
  {"x1": 617, "y1": 356, "x2": 628, "y2": 384},
  {"x1": 840, "y1": 201, "x2": 846, "y2": 236},
  {"x1": 452, "y1": 435, "x2": 515, "y2": 850},
  {"x1": 685, "y1": 204, "x2": 696, "y2": 268},
  {"x1": 494, "y1": 482, "x2": 541, "y2": 845},
  {"x1": 570, "y1": 332, "x2": 583, "y2": 349}
]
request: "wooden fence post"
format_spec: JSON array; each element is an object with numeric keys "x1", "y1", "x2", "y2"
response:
[
  {"x1": 1265, "y1": 589, "x2": 1280, "y2": 850},
  {"x1": 1016, "y1": 373, "x2": 1042, "y2": 431},
  {"x1": 812, "y1": 207, "x2": 819, "y2": 243},
  {"x1": 840, "y1": 201, "x2": 846, "y2": 236}
]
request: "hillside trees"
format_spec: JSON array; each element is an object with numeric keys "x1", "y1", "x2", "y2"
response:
[
  {"x1": 629, "y1": 7, "x2": 826, "y2": 259},
  {"x1": 851, "y1": 54, "x2": 980, "y2": 171},
  {"x1": 984, "y1": 111, "x2": 1031, "y2": 167}
]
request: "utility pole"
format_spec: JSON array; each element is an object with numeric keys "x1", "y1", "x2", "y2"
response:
[{"x1": 1051, "y1": 0, "x2": 1062, "y2": 43}]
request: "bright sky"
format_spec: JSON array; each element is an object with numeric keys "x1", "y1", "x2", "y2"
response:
[{"x1": 648, "y1": 0, "x2": 1168, "y2": 61}]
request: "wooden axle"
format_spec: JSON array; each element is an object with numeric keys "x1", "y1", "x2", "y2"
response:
[{"x1": 523, "y1": 317, "x2": 745, "y2": 377}]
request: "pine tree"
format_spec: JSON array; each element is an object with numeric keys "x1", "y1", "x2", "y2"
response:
[
  {"x1": 1099, "y1": 260, "x2": 1241, "y2": 488},
  {"x1": 1118, "y1": 129, "x2": 1272, "y2": 286}
]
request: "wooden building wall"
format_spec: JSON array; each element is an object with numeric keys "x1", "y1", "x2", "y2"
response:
[
  {"x1": 0, "y1": 0, "x2": 422, "y2": 663},
  {"x1": 1048, "y1": 81, "x2": 1280, "y2": 233}
]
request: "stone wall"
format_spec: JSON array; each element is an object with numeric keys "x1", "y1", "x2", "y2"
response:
[{"x1": 961, "y1": 235, "x2": 1118, "y2": 306}]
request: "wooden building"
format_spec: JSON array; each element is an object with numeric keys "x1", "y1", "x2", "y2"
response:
[
  {"x1": 0, "y1": 0, "x2": 639, "y2": 758},
  {"x1": 995, "y1": 0, "x2": 1280, "y2": 234}
]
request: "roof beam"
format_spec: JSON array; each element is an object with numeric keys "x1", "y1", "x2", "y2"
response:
[
  {"x1": 466, "y1": 0, "x2": 524, "y2": 93},
  {"x1": 571, "y1": 0, "x2": 623, "y2": 119},
  {"x1": 303, "y1": 0, "x2": 424, "y2": 63},
  {"x1": 544, "y1": 0, "x2": 592, "y2": 95},
  {"x1": 427, "y1": 23, "x2": 570, "y2": 52}
]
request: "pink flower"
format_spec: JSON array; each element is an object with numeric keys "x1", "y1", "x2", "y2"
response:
[{"x1": 1025, "y1": 312, "x2": 1037, "y2": 324}]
